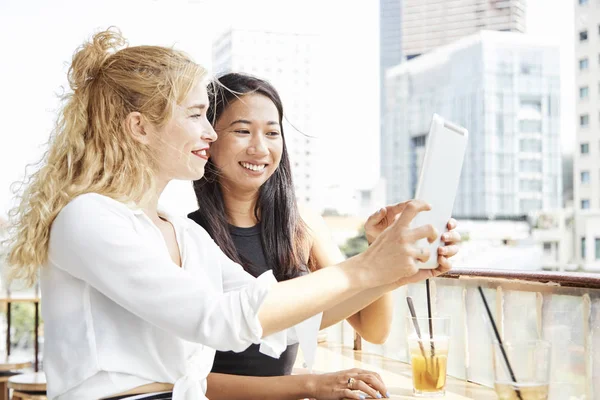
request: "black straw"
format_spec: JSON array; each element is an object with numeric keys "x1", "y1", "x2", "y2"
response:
[
  {"x1": 477, "y1": 286, "x2": 523, "y2": 400},
  {"x1": 426, "y1": 279, "x2": 435, "y2": 357}
]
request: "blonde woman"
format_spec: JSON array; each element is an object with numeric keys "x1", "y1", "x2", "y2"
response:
[{"x1": 7, "y1": 29, "x2": 447, "y2": 400}]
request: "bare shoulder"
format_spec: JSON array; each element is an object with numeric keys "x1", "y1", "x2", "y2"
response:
[
  {"x1": 297, "y1": 204, "x2": 345, "y2": 268},
  {"x1": 298, "y1": 203, "x2": 333, "y2": 240},
  {"x1": 297, "y1": 203, "x2": 327, "y2": 253},
  {"x1": 297, "y1": 203, "x2": 323, "y2": 230},
  {"x1": 297, "y1": 204, "x2": 334, "y2": 242}
]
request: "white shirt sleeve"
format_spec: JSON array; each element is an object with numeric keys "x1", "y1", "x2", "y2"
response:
[
  {"x1": 203, "y1": 231, "x2": 323, "y2": 367},
  {"x1": 47, "y1": 194, "x2": 270, "y2": 353}
]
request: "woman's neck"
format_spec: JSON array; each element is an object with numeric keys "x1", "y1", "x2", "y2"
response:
[
  {"x1": 141, "y1": 178, "x2": 167, "y2": 226},
  {"x1": 221, "y1": 186, "x2": 260, "y2": 228}
]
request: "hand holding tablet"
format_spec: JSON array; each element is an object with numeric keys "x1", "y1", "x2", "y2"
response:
[{"x1": 412, "y1": 114, "x2": 468, "y2": 269}]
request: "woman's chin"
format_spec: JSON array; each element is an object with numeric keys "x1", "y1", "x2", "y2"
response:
[
  {"x1": 231, "y1": 179, "x2": 264, "y2": 193},
  {"x1": 177, "y1": 167, "x2": 206, "y2": 182}
]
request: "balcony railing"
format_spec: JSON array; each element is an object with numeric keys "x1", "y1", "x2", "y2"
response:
[
  {"x1": 326, "y1": 269, "x2": 600, "y2": 400},
  {"x1": 2, "y1": 268, "x2": 600, "y2": 398}
]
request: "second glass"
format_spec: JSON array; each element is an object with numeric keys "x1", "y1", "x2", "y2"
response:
[
  {"x1": 493, "y1": 340, "x2": 551, "y2": 400},
  {"x1": 406, "y1": 316, "x2": 451, "y2": 397}
]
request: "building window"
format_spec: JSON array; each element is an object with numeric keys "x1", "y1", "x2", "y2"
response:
[
  {"x1": 581, "y1": 114, "x2": 590, "y2": 127},
  {"x1": 580, "y1": 58, "x2": 589, "y2": 70},
  {"x1": 496, "y1": 113, "x2": 504, "y2": 135},
  {"x1": 519, "y1": 159, "x2": 542, "y2": 173},
  {"x1": 582, "y1": 171, "x2": 591, "y2": 184},
  {"x1": 580, "y1": 30, "x2": 589, "y2": 41},
  {"x1": 520, "y1": 100, "x2": 541, "y2": 112},
  {"x1": 581, "y1": 142, "x2": 590, "y2": 154},
  {"x1": 582, "y1": 199, "x2": 590, "y2": 209},
  {"x1": 520, "y1": 199, "x2": 542, "y2": 213},
  {"x1": 520, "y1": 138, "x2": 542, "y2": 152},
  {"x1": 580, "y1": 86, "x2": 589, "y2": 99},
  {"x1": 582, "y1": 237, "x2": 587, "y2": 259},
  {"x1": 543, "y1": 242, "x2": 552, "y2": 253},
  {"x1": 596, "y1": 238, "x2": 600, "y2": 260},
  {"x1": 519, "y1": 120, "x2": 542, "y2": 133},
  {"x1": 519, "y1": 179, "x2": 542, "y2": 191}
]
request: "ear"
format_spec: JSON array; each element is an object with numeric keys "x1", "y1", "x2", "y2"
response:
[{"x1": 124, "y1": 111, "x2": 152, "y2": 145}]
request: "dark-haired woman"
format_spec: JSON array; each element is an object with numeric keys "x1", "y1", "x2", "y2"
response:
[{"x1": 189, "y1": 73, "x2": 461, "y2": 399}]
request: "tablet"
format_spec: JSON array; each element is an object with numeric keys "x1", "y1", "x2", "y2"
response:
[{"x1": 412, "y1": 114, "x2": 468, "y2": 269}]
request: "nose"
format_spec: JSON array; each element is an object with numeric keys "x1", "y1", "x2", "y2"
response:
[
  {"x1": 248, "y1": 133, "x2": 269, "y2": 156},
  {"x1": 202, "y1": 124, "x2": 218, "y2": 143}
]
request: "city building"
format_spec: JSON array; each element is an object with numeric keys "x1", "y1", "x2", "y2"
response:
[
  {"x1": 380, "y1": 0, "x2": 404, "y2": 183},
  {"x1": 321, "y1": 180, "x2": 387, "y2": 219},
  {"x1": 573, "y1": 0, "x2": 600, "y2": 271},
  {"x1": 383, "y1": 31, "x2": 561, "y2": 218},
  {"x1": 401, "y1": 0, "x2": 526, "y2": 59},
  {"x1": 530, "y1": 209, "x2": 577, "y2": 271},
  {"x1": 212, "y1": 29, "x2": 322, "y2": 209}
]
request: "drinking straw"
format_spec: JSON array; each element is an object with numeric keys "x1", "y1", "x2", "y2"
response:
[
  {"x1": 406, "y1": 296, "x2": 428, "y2": 361},
  {"x1": 477, "y1": 286, "x2": 523, "y2": 400},
  {"x1": 426, "y1": 279, "x2": 435, "y2": 358}
]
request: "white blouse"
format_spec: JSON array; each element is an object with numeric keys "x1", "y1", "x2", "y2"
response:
[{"x1": 41, "y1": 193, "x2": 321, "y2": 400}]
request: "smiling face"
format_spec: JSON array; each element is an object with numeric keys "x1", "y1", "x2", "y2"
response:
[
  {"x1": 209, "y1": 93, "x2": 284, "y2": 193},
  {"x1": 144, "y1": 82, "x2": 218, "y2": 183}
]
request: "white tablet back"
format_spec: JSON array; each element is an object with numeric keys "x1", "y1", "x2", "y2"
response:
[{"x1": 412, "y1": 114, "x2": 468, "y2": 269}]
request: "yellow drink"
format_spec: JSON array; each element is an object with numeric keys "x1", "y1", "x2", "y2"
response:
[
  {"x1": 410, "y1": 352, "x2": 448, "y2": 392},
  {"x1": 408, "y1": 336, "x2": 449, "y2": 397},
  {"x1": 406, "y1": 316, "x2": 451, "y2": 398},
  {"x1": 492, "y1": 341, "x2": 551, "y2": 400},
  {"x1": 494, "y1": 382, "x2": 549, "y2": 400}
]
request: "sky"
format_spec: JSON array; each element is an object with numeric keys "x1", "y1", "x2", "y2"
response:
[{"x1": 0, "y1": 0, "x2": 574, "y2": 217}]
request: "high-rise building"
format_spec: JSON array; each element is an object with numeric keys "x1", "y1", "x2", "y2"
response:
[
  {"x1": 380, "y1": 0, "x2": 403, "y2": 181},
  {"x1": 401, "y1": 0, "x2": 526, "y2": 59},
  {"x1": 573, "y1": 0, "x2": 600, "y2": 270},
  {"x1": 574, "y1": 0, "x2": 599, "y2": 211},
  {"x1": 383, "y1": 31, "x2": 561, "y2": 218},
  {"x1": 212, "y1": 29, "x2": 321, "y2": 209},
  {"x1": 379, "y1": 0, "x2": 526, "y2": 204}
]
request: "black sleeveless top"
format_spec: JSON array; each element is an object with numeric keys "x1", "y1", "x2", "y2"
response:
[{"x1": 186, "y1": 217, "x2": 301, "y2": 377}]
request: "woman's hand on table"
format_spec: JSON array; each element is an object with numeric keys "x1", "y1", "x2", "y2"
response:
[{"x1": 305, "y1": 368, "x2": 389, "y2": 399}]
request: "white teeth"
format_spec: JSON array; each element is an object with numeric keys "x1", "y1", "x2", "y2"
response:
[
  {"x1": 199, "y1": 150, "x2": 206, "y2": 156},
  {"x1": 240, "y1": 162, "x2": 266, "y2": 172}
]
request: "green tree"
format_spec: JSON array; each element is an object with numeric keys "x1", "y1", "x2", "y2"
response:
[
  {"x1": 340, "y1": 228, "x2": 369, "y2": 258},
  {"x1": 9, "y1": 302, "x2": 40, "y2": 349}
]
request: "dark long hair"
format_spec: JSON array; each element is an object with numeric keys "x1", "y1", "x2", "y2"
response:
[{"x1": 190, "y1": 73, "x2": 312, "y2": 280}]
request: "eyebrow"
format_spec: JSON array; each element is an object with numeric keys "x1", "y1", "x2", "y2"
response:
[
  {"x1": 228, "y1": 119, "x2": 280, "y2": 127},
  {"x1": 187, "y1": 104, "x2": 207, "y2": 111}
]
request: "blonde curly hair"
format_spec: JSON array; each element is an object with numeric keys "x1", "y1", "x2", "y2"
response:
[{"x1": 6, "y1": 27, "x2": 206, "y2": 286}]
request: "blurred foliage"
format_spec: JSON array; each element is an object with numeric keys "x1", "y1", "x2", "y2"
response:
[
  {"x1": 340, "y1": 228, "x2": 368, "y2": 258},
  {"x1": 7, "y1": 302, "x2": 41, "y2": 349}
]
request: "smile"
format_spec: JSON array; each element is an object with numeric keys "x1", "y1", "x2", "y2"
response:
[
  {"x1": 192, "y1": 149, "x2": 209, "y2": 160},
  {"x1": 239, "y1": 162, "x2": 267, "y2": 172}
]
